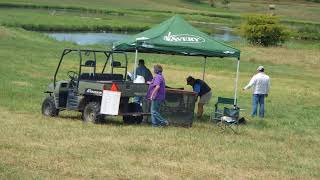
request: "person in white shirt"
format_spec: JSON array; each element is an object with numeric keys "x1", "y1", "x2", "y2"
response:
[{"x1": 243, "y1": 66, "x2": 270, "y2": 118}]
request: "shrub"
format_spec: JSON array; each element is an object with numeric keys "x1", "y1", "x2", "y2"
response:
[
  {"x1": 240, "y1": 14, "x2": 289, "y2": 46},
  {"x1": 182, "y1": 0, "x2": 202, "y2": 3},
  {"x1": 221, "y1": 0, "x2": 230, "y2": 5}
]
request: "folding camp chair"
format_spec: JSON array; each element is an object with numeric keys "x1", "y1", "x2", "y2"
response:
[{"x1": 211, "y1": 97, "x2": 240, "y2": 133}]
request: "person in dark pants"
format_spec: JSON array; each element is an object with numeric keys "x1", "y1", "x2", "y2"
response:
[
  {"x1": 146, "y1": 64, "x2": 168, "y2": 127},
  {"x1": 186, "y1": 76, "x2": 212, "y2": 118},
  {"x1": 243, "y1": 65, "x2": 270, "y2": 118}
]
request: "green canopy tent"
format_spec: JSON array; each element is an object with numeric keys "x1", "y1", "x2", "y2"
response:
[{"x1": 113, "y1": 15, "x2": 241, "y2": 105}]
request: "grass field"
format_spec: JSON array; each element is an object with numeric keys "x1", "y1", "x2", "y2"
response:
[
  {"x1": 0, "y1": 25, "x2": 319, "y2": 179},
  {"x1": 0, "y1": 0, "x2": 320, "y2": 179},
  {"x1": 1, "y1": 0, "x2": 320, "y2": 22},
  {"x1": 0, "y1": 7, "x2": 237, "y2": 33},
  {"x1": 1, "y1": 0, "x2": 320, "y2": 40}
]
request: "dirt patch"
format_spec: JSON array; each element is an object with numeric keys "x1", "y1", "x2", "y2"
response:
[
  {"x1": 12, "y1": 81, "x2": 32, "y2": 87},
  {"x1": 0, "y1": 26, "x2": 10, "y2": 38}
]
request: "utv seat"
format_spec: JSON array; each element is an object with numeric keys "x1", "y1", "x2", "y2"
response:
[{"x1": 79, "y1": 73, "x2": 123, "y2": 81}]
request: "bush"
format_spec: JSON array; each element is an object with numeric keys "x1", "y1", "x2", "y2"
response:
[
  {"x1": 240, "y1": 14, "x2": 289, "y2": 46},
  {"x1": 182, "y1": 0, "x2": 202, "y2": 3},
  {"x1": 221, "y1": 0, "x2": 230, "y2": 5}
]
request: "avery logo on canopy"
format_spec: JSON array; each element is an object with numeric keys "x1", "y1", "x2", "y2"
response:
[{"x1": 163, "y1": 32, "x2": 205, "y2": 43}]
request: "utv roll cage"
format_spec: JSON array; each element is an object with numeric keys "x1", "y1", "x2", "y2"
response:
[{"x1": 53, "y1": 49, "x2": 128, "y2": 88}]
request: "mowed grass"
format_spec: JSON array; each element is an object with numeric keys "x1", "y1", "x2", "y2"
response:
[
  {"x1": 1, "y1": 0, "x2": 320, "y2": 23},
  {"x1": 0, "y1": 6, "x2": 239, "y2": 33},
  {"x1": 0, "y1": 27, "x2": 320, "y2": 179},
  {"x1": 0, "y1": 8, "x2": 152, "y2": 32},
  {"x1": 1, "y1": 109, "x2": 319, "y2": 179}
]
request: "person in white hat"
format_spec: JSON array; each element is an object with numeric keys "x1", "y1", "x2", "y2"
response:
[{"x1": 243, "y1": 65, "x2": 270, "y2": 118}]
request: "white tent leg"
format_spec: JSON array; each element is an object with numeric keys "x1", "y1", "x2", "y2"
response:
[
  {"x1": 234, "y1": 58, "x2": 240, "y2": 106},
  {"x1": 133, "y1": 48, "x2": 138, "y2": 80},
  {"x1": 202, "y1": 57, "x2": 207, "y2": 80}
]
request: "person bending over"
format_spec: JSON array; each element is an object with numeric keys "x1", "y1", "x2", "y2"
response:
[{"x1": 186, "y1": 76, "x2": 212, "y2": 118}]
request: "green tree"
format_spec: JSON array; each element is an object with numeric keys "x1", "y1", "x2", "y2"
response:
[{"x1": 240, "y1": 14, "x2": 289, "y2": 46}]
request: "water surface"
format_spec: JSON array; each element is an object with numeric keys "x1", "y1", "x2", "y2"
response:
[{"x1": 46, "y1": 28, "x2": 240, "y2": 45}]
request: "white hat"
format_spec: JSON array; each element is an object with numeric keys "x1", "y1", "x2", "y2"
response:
[{"x1": 257, "y1": 65, "x2": 264, "y2": 71}]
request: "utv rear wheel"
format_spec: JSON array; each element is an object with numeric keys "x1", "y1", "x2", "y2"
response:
[
  {"x1": 83, "y1": 102, "x2": 102, "y2": 123},
  {"x1": 42, "y1": 96, "x2": 59, "y2": 117}
]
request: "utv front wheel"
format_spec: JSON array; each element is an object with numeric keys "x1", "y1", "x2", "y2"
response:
[
  {"x1": 42, "y1": 96, "x2": 59, "y2": 117},
  {"x1": 82, "y1": 102, "x2": 102, "y2": 123}
]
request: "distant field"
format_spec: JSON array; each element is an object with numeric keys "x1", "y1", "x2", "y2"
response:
[
  {"x1": 0, "y1": 26, "x2": 319, "y2": 179},
  {"x1": 0, "y1": 0, "x2": 319, "y2": 40},
  {"x1": 0, "y1": 7, "x2": 238, "y2": 33},
  {"x1": 0, "y1": 0, "x2": 319, "y2": 22},
  {"x1": 0, "y1": 8, "x2": 152, "y2": 32}
]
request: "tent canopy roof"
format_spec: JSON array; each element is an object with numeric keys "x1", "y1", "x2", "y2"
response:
[{"x1": 113, "y1": 15, "x2": 240, "y2": 58}]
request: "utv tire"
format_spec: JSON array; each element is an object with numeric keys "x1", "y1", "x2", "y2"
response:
[
  {"x1": 83, "y1": 101, "x2": 102, "y2": 123},
  {"x1": 123, "y1": 102, "x2": 143, "y2": 124},
  {"x1": 42, "y1": 96, "x2": 59, "y2": 117}
]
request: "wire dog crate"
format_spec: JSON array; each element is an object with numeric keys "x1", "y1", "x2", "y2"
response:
[{"x1": 142, "y1": 89, "x2": 197, "y2": 127}]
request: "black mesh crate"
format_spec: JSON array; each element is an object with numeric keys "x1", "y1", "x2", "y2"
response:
[{"x1": 142, "y1": 89, "x2": 197, "y2": 127}]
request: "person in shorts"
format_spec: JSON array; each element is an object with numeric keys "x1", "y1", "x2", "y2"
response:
[{"x1": 186, "y1": 76, "x2": 212, "y2": 118}]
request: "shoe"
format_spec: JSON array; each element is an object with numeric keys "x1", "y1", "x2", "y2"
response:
[{"x1": 159, "y1": 121, "x2": 169, "y2": 127}]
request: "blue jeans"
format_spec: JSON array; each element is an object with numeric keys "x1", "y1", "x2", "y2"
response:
[
  {"x1": 252, "y1": 94, "x2": 265, "y2": 118},
  {"x1": 151, "y1": 100, "x2": 168, "y2": 127}
]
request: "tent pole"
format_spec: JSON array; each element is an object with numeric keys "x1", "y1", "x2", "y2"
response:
[
  {"x1": 234, "y1": 58, "x2": 240, "y2": 106},
  {"x1": 133, "y1": 48, "x2": 138, "y2": 80},
  {"x1": 202, "y1": 56, "x2": 207, "y2": 80}
]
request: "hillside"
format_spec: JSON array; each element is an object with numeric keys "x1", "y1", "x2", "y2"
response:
[
  {"x1": 0, "y1": 0, "x2": 319, "y2": 22},
  {"x1": 0, "y1": 25, "x2": 319, "y2": 178},
  {"x1": 0, "y1": 0, "x2": 319, "y2": 179}
]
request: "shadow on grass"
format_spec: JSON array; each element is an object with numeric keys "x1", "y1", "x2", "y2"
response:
[
  {"x1": 56, "y1": 112, "x2": 227, "y2": 129},
  {"x1": 193, "y1": 114, "x2": 212, "y2": 123},
  {"x1": 246, "y1": 117, "x2": 272, "y2": 129},
  {"x1": 57, "y1": 112, "x2": 150, "y2": 127}
]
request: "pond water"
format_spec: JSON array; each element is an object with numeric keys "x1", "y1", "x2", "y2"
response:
[
  {"x1": 46, "y1": 28, "x2": 241, "y2": 45},
  {"x1": 46, "y1": 32, "x2": 130, "y2": 45}
]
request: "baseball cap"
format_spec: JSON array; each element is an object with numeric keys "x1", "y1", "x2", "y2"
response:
[
  {"x1": 257, "y1": 65, "x2": 264, "y2": 71},
  {"x1": 186, "y1": 76, "x2": 193, "y2": 85}
]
